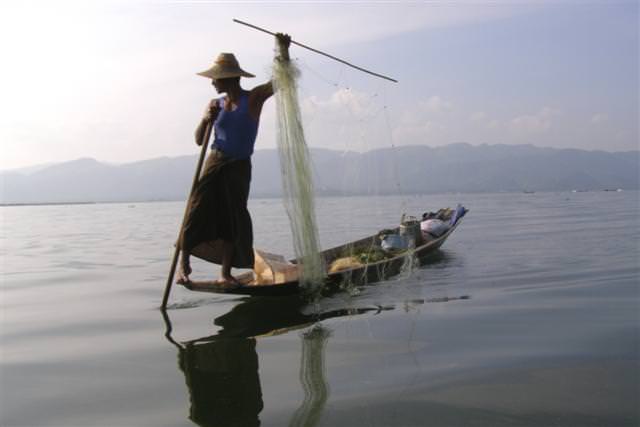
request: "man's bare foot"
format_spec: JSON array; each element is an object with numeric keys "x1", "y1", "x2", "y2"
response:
[
  {"x1": 176, "y1": 259, "x2": 192, "y2": 284},
  {"x1": 223, "y1": 273, "x2": 241, "y2": 285},
  {"x1": 212, "y1": 274, "x2": 240, "y2": 288}
]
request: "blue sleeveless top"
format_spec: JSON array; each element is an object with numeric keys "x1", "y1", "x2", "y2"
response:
[{"x1": 212, "y1": 91, "x2": 259, "y2": 160}]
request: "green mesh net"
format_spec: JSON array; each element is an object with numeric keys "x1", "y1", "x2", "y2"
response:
[{"x1": 272, "y1": 56, "x2": 326, "y2": 291}]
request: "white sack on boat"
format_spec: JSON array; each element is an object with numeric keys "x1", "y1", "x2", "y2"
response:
[{"x1": 420, "y1": 219, "x2": 450, "y2": 237}]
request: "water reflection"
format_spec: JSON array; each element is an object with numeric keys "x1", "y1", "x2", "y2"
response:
[
  {"x1": 289, "y1": 325, "x2": 331, "y2": 427},
  {"x1": 178, "y1": 337, "x2": 263, "y2": 427},
  {"x1": 162, "y1": 296, "x2": 342, "y2": 427},
  {"x1": 162, "y1": 292, "x2": 469, "y2": 427},
  {"x1": 211, "y1": 295, "x2": 389, "y2": 339}
]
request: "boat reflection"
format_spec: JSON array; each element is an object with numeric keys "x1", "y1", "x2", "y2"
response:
[
  {"x1": 212, "y1": 295, "x2": 391, "y2": 338},
  {"x1": 163, "y1": 295, "x2": 342, "y2": 427},
  {"x1": 162, "y1": 293, "x2": 469, "y2": 427}
]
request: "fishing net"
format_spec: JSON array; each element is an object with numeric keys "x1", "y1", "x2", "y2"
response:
[
  {"x1": 288, "y1": 325, "x2": 331, "y2": 427},
  {"x1": 292, "y1": 59, "x2": 419, "y2": 293},
  {"x1": 272, "y1": 55, "x2": 326, "y2": 291}
]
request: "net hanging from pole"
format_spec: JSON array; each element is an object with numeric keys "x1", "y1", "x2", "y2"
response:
[
  {"x1": 293, "y1": 59, "x2": 416, "y2": 291},
  {"x1": 272, "y1": 54, "x2": 326, "y2": 291}
]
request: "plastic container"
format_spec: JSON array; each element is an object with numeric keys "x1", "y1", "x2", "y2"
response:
[{"x1": 381, "y1": 234, "x2": 408, "y2": 252}]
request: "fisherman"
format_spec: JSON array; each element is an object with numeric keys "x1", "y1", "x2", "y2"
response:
[{"x1": 177, "y1": 33, "x2": 291, "y2": 285}]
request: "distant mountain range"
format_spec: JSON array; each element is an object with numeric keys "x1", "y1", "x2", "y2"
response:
[{"x1": 1, "y1": 143, "x2": 638, "y2": 204}]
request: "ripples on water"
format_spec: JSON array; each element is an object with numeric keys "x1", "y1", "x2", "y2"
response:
[{"x1": 1, "y1": 191, "x2": 639, "y2": 426}]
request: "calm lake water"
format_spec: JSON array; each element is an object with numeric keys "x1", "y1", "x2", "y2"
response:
[{"x1": 1, "y1": 191, "x2": 639, "y2": 427}]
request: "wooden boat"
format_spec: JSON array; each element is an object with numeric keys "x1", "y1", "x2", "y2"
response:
[{"x1": 180, "y1": 207, "x2": 466, "y2": 297}]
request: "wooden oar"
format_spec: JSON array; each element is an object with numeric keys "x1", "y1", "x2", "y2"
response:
[
  {"x1": 233, "y1": 19, "x2": 398, "y2": 83},
  {"x1": 161, "y1": 121, "x2": 213, "y2": 309}
]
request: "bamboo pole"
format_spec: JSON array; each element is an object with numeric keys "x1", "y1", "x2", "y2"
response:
[
  {"x1": 233, "y1": 19, "x2": 398, "y2": 84},
  {"x1": 161, "y1": 121, "x2": 213, "y2": 309}
]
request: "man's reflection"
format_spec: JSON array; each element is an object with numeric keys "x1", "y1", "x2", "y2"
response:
[
  {"x1": 178, "y1": 337, "x2": 263, "y2": 427},
  {"x1": 165, "y1": 293, "x2": 469, "y2": 427},
  {"x1": 167, "y1": 295, "x2": 350, "y2": 427}
]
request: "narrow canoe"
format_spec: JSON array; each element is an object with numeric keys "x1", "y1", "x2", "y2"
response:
[{"x1": 180, "y1": 208, "x2": 465, "y2": 297}]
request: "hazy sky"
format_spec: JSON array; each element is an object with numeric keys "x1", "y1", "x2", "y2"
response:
[{"x1": 0, "y1": 0, "x2": 637, "y2": 170}]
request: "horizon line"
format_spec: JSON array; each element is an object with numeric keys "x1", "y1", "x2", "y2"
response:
[{"x1": 2, "y1": 142, "x2": 638, "y2": 174}]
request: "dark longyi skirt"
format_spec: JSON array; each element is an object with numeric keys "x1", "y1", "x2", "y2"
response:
[{"x1": 180, "y1": 149, "x2": 254, "y2": 269}]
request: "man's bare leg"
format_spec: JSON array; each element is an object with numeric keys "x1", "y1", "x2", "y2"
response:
[
  {"x1": 177, "y1": 250, "x2": 192, "y2": 284},
  {"x1": 220, "y1": 240, "x2": 239, "y2": 285}
]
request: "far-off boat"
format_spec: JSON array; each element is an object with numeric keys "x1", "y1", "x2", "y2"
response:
[{"x1": 180, "y1": 206, "x2": 467, "y2": 297}]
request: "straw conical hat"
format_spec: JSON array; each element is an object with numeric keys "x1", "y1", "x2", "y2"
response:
[{"x1": 196, "y1": 53, "x2": 255, "y2": 79}]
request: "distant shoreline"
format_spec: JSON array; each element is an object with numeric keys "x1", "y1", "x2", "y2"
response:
[
  {"x1": 1, "y1": 188, "x2": 632, "y2": 208},
  {"x1": 1, "y1": 201, "x2": 99, "y2": 207},
  {"x1": 2, "y1": 145, "x2": 637, "y2": 205}
]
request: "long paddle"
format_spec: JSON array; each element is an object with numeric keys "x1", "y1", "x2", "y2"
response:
[{"x1": 161, "y1": 121, "x2": 214, "y2": 309}]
